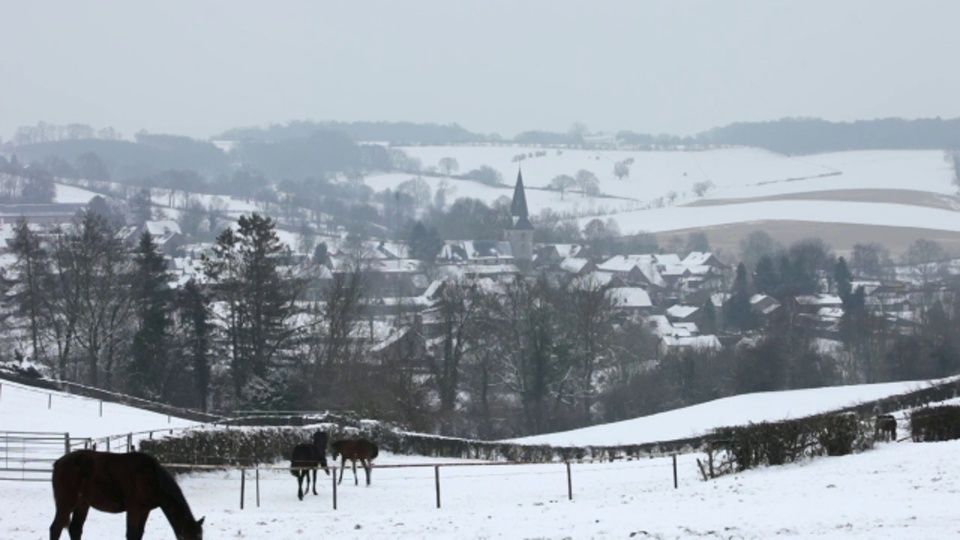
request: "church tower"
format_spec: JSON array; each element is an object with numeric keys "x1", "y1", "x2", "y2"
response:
[{"x1": 505, "y1": 168, "x2": 534, "y2": 271}]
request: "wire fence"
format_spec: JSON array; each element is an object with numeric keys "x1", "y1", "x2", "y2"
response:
[{"x1": 163, "y1": 454, "x2": 688, "y2": 511}]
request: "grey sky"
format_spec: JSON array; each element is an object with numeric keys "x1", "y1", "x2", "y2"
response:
[{"x1": 3, "y1": 0, "x2": 960, "y2": 141}]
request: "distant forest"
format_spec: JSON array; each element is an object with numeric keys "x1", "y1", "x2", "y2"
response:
[
  {"x1": 215, "y1": 116, "x2": 960, "y2": 155},
  {"x1": 218, "y1": 120, "x2": 490, "y2": 145},
  {"x1": 7, "y1": 117, "x2": 960, "y2": 187}
]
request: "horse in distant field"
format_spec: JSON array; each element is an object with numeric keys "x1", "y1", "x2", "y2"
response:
[
  {"x1": 330, "y1": 438, "x2": 379, "y2": 486},
  {"x1": 49, "y1": 450, "x2": 204, "y2": 540},
  {"x1": 875, "y1": 414, "x2": 897, "y2": 442},
  {"x1": 290, "y1": 430, "x2": 329, "y2": 500}
]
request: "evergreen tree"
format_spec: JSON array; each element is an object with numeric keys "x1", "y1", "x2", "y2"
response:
[
  {"x1": 313, "y1": 242, "x2": 329, "y2": 265},
  {"x1": 753, "y1": 255, "x2": 779, "y2": 296},
  {"x1": 203, "y1": 213, "x2": 310, "y2": 407},
  {"x1": 724, "y1": 263, "x2": 755, "y2": 331},
  {"x1": 835, "y1": 256, "x2": 853, "y2": 304},
  {"x1": 700, "y1": 297, "x2": 718, "y2": 335},
  {"x1": 129, "y1": 231, "x2": 173, "y2": 399},
  {"x1": 178, "y1": 278, "x2": 211, "y2": 411},
  {"x1": 408, "y1": 220, "x2": 442, "y2": 261}
]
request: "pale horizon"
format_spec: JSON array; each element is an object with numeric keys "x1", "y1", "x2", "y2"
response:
[{"x1": 4, "y1": 0, "x2": 960, "y2": 141}]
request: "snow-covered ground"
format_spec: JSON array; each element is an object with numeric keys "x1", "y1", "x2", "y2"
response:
[
  {"x1": 377, "y1": 146, "x2": 960, "y2": 237},
  {"x1": 42, "y1": 147, "x2": 960, "y2": 250},
  {"x1": 3, "y1": 377, "x2": 960, "y2": 538}
]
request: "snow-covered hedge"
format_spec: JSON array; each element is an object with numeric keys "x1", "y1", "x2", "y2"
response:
[
  {"x1": 139, "y1": 411, "x2": 706, "y2": 468},
  {"x1": 910, "y1": 405, "x2": 960, "y2": 442},
  {"x1": 708, "y1": 412, "x2": 868, "y2": 477}
]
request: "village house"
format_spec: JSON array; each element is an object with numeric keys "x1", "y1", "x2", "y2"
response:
[{"x1": 120, "y1": 219, "x2": 184, "y2": 255}]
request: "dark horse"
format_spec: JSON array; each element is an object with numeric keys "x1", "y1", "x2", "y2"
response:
[
  {"x1": 50, "y1": 450, "x2": 204, "y2": 540},
  {"x1": 330, "y1": 438, "x2": 379, "y2": 486},
  {"x1": 290, "y1": 430, "x2": 329, "y2": 500},
  {"x1": 875, "y1": 414, "x2": 898, "y2": 442}
]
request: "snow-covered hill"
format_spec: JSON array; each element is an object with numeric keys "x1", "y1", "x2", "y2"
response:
[{"x1": 4, "y1": 376, "x2": 960, "y2": 538}]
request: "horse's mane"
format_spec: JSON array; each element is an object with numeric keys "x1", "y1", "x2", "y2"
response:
[{"x1": 149, "y1": 454, "x2": 197, "y2": 521}]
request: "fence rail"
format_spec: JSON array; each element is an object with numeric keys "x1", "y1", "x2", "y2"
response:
[{"x1": 0, "y1": 431, "x2": 93, "y2": 481}]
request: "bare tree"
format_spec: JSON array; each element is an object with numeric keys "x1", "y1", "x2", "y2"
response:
[
  {"x1": 549, "y1": 174, "x2": 576, "y2": 200},
  {"x1": 613, "y1": 161, "x2": 631, "y2": 180},
  {"x1": 305, "y1": 267, "x2": 367, "y2": 410},
  {"x1": 52, "y1": 212, "x2": 134, "y2": 388},
  {"x1": 438, "y1": 157, "x2": 460, "y2": 176},
  {"x1": 575, "y1": 170, "x2": 599, "y2": 197},
  {"x1": 426, "y1": 278, "x2": 484, "y2": 426}
]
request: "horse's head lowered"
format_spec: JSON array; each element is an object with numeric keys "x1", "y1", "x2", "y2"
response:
[{"x1": 177, "y1": 516, "x2": 204, "y2": 540}]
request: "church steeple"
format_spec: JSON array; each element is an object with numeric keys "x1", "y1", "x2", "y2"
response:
[
  {"x1": 509, "y1": 168, "x2": 533, "y2": 231},
  {"x1": 505, "y1": 167, "x2": 534, "y2": 271}
]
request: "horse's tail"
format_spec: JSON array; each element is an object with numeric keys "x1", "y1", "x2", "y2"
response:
[{"x1": 369, "y1": 442, "x2": 379, "y2": 460}]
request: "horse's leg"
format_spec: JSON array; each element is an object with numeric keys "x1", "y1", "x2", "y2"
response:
[
  {"x1": 125, "y1": 508, "x2": 149, "y2": 540},
  {"x1": 337, "y1": 458, "x2": 346, "y2": 485},
  {"x1": 311, "y1": 467, "x2": 318, "y2": 495},
  {"x1": 297, "y1": 471, "x2": 306, "y2": 500},
  {"x1": 352, "y1": 459, "x2": 358, "y2": 485},
  {"x1": 363, "y1": 459, "x2": 371, "y2": 486},
  {"x1": 49, "y1": 506, "x2": 73, "y2": 540},
  {"x1": 66, "y1": 504, "x2": 89, "y2": 540}
]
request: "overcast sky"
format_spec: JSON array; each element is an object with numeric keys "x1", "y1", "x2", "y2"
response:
[{"x1": 3, "y1": 0, "x2": 960, "y2": 141}]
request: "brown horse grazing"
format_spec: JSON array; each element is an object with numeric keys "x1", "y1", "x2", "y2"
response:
[
  {"x1": 49, "y1": 449, "x2": 204, "y2": 540},
  {"x1": 289, "y1": 430, "x2": 330, "y2": 500},
  {"x1": 330, "y1": 438, "x2": 379, "y2": 486}
]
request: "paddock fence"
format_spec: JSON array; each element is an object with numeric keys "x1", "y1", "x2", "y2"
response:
[
  {"x1": 163, "y1": 452, "x2": 688, "y2": 512},
  {"x1": 0, "y1": 431, "x2": 93, "y2": 481}
]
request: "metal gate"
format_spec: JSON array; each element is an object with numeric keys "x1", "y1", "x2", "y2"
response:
[{"x1": 0, "y1": 431, "x2": 76, "y2": 481}]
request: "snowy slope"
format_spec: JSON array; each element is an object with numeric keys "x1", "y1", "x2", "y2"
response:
[{"x1": 4, "y1": 376, "x2": 960, "y2": 538}]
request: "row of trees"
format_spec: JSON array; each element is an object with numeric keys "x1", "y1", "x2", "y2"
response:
[{"x1": 549, "y1": 170, "x2": 600, "y2": 199}]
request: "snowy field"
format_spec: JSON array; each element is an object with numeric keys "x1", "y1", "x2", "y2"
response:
[
  {"x1": 3, "y1": 378, "x2": 960, "y2": 538},
  {"x1": 378, "y1": 146, "x2": 960, "y2": 237},
  {"x1": 41, "y1": 147, "x2": 960, "y2": 252}
]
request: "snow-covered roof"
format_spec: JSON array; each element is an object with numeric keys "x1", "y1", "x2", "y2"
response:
[
  {"x1": 673, "y1": 322, "x2": 700, "y2": 335},
  {"x1": 606, "y1": 287, "x2": 652, "y2": 308},
  {"x1": 666, "y1": 304, "x2": 699, "y2": 319},
  {"x1": 597, "y1": 255, "x2": 667, "y2": 288},
  {"x1": 144, "y1": 220, "x2": 181, "y2": 237},
  {"x1": 660, "y1": 335, "x2": 722, "y2": 351},
  {"x1": 795, "y1": 294, "x2": 843, "y2": 306},
  {"x1": 572, "y1": 271, "x2": 618, "y2": 288},
  {"x1": 559, "y1": 257, "x2": 591, "y2": 274}
]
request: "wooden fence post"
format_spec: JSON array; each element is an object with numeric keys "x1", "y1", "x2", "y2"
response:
[
  {"x1": 48, "y1": 394, "x2": 52, "y2": 409},
  {"x1": 332, "y1": 468, "x2": 338, "y2": 510},
  {"x1": 240, "y1": 468, "x2": 246, "y2": 510},
  {"x1": 256, "y1": 467, "x2": 260, "y2": 508},
  {"x1": 64, "y1": 433, "x2": 71, "y2": 455},
  {"x1": 707, "y1": 441, "x2": 714, "y2": 479},
  {"x1": 566, "y1": 461, "x2": 573, "y2": 500},
  {"x1": 672, "y1": 454, "x2": 678, "y2": 489},
  {"x1": 435, "y1": 465, "x2": 441, "y2": 509},
  {"x1": 99, "y1": 401, "x2": 103, "y2": 417},
  {"x1": 127, "y1": 433, "x2": 133, "y2": 452}
]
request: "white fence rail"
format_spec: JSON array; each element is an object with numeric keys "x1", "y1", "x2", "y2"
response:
[{"x1": 0, "y1": 431, "x2": 91, "y2": 481}]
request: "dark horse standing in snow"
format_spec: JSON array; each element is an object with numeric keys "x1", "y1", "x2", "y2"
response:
[
  {"x1": 330, "y1": 438, "x2": 379, "y2": 486},
  {"x1": 49, "y1": 449, "x2": 204, "y2": 540},
  {"x1": 290, "y1": 430, "x2": 330, "y2": 500}
]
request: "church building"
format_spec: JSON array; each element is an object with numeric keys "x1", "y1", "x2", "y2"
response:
[{"x1": 505, "y1": 169, "x2": 534, "y2": 271}]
